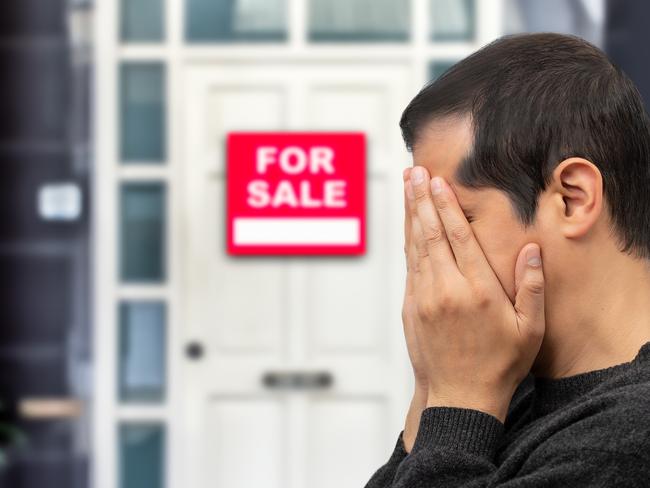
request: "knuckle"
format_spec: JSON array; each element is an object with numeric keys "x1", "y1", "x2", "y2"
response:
[
  {"x1": 434, "y1": 194, "x2": 450, "y2": 210},
  {"x1": 415, "y1": 241, "x2": 429, "y2": 260},
  {"x1": 450, "y1": 224, "x2": 471, "y2": 245},
  {"x1": 437, "y1": 293, "x2": 455, "y2": 314},
  {"x1": 423, "y1": 224, "x2": 445, "y2": 246},
  {"x1": 407, "y1": 261, "x2": 416, "y2": 275},
  {"x1": 435, "y1": 286, "x2": 458, "y2": 314},
  {"x1": 472, "y1": 284, "x2": 492, "y2": 309},
  {"x1": 527, "y1": 277, "x2": 545, "y2": 295},
  {"x1": 416, "y1": 298, "x2": 436, "y2": 322},
  {"x1": 413, "y1": 187, "x2": 430, "y2": 203}
]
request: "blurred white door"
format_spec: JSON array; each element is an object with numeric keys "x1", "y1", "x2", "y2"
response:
[{"x1": 180, "y1": 62, "x2": 411, "y2": 488}]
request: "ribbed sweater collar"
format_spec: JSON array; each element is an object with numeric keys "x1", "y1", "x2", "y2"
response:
[{"x1": 530, "y1": 341, "x2": 650, "y2": 418}]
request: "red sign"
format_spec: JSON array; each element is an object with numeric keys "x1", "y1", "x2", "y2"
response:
[{"x1": 227, "y1": 132, "x2": 366, "y2": 255}]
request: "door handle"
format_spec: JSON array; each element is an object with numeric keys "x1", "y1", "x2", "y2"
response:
[
  {"x1": 262, "y1": 370, "x2": 334, "y2": 390},
  {"x1": 185, "y1": 341, "x2": 204, "y2": 360}
]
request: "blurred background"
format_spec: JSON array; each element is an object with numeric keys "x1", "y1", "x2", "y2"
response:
[{"x1": 0, "y1": 0, "x2": 646, "y2": 487}]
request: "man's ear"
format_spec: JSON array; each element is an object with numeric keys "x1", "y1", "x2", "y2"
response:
[{"x1": 549, "y1": 157, "x2": 604, "y2": 239}]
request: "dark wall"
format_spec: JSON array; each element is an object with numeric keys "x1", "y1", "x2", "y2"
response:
[
  {"x1": 605, "y1": 0, "x2": 650, "y2": 111},
  {"x1": 0, "y1": 0, "x2": 90, "y2": 486}
]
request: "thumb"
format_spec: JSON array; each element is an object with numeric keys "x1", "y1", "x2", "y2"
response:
[{"x1": 513, "y1": 243, "x2": 546, "y2": 342}]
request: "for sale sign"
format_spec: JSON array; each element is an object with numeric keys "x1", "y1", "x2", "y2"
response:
[{"x1": 226, "y1": 132, "x2": 366, "y2": 255}]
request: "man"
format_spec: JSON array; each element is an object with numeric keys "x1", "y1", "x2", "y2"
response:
[{"x1": 365, "y1": 32, "x2": 650, "y2": 487}]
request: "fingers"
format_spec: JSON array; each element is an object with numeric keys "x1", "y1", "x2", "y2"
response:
[
  {"x1": 403, "y1": 167, "x2": 412, "y2": 270},
  {"x1": 429, "y1": 176, "x2": 497, "y2": 285},
  {"x1": 513, "y1": 243, "x2": 546, "y2": 344},
  {"x1": 407, "y1": 187, "x2": 437, "y2": 321},
  {"x1": 404, "y1": 178, "x2": 415, "y2": 297},
  {"x1": 408, "y1": 167, "x2": 460, "y2": 281}
]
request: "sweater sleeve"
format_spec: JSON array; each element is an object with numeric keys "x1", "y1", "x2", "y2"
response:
[
  {"x1": 390, "y1": 406, "x2": 650, "y2": 487},
  {"x1": 363, "y1": 431, "x2": 408, "y2": 488}
]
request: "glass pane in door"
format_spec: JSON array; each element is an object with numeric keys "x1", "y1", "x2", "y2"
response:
[
  {"x1": 186, "y1": 0, "x2": 287, "y2": 42},
  {"x1": 119, "y1": 301, "x2": 166, "y2": 402},
  {"x1": 309, "y1": 0, "x2": 410, "y2": 42},
  {"x1": 120, "y1": 63, "x2": 166, "y2": 163},
  {"x1": 429, "y1": 60, "x2": 456, "y2": 81},
  {"x1": 119, "y1": 423, "x2": 165, "y2": 488},
  {"x1": 430, "y1": 0, "x2": 476, "y2": 41},
  {"x1": 120, "y1": 0, "x2": 165, "y2": 42},
  {"x1": 119, "y1": 183, "x2": 166, "y2": 282}
]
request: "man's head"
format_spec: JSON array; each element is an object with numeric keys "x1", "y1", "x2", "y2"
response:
[{"x1": 400, "y1": 33, "x2": 650, "y2": 309}]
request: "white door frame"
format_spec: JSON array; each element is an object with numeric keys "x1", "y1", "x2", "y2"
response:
[{"x1": 93, "y1": 1, "x2": 504, "y2": 487}]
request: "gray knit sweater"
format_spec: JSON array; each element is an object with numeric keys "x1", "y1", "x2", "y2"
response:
[{"x1": 365, "y1": 341, "x2": 650, "y2": 487}]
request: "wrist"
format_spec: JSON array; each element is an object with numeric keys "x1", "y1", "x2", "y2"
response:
[
  {"x1": 412, "y1": 406, "x2": 505, "y2": 458},
  {"x1": 403, "y1": 386, "x2": 428, "y2": 453},
  {"x1": 414, "y1": 380, "x2": 428, "y2": 399}
]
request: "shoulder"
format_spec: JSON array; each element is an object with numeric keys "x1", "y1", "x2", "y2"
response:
[
  {"x1": 518, "y1": 382, "x2": 650, "y2": 484},
  {"x1": 551, "y1": 379, "x2": 650, "y2": 459},
  {"x1": 519, "y1": 443, "x2": 650, "y2": 487}
]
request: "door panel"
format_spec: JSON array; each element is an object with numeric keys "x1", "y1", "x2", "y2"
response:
[
  {"x1": 305, "y1": 398, "x2": 387, "y2": 488},
  {"x1": 305, "y1": 179, "x2": 390, "y2": 354},
  {"x1": 306, "y1": 85, "x2": 392, "y2": 172},
  {"x1": 183, "y1": 176, "x2": 288, "y2": 358},
  {"x1": 206, "y1": 399, "x2": 286, "y2": 488},
  {"x1": 207, "y1": 86, "x2": 288, "y2": 174}
]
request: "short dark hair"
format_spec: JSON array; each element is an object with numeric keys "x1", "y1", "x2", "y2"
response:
[{"x1": 400, "y1": 32, "x2": 650, "y2": 260}]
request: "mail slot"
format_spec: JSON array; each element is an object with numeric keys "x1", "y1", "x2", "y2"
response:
[{"x1": 262, "y1": 371, "x2": 334, "y2": 390}]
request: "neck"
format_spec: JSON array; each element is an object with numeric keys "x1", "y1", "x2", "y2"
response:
[{"x1": 532, "y1": 248, "x2": 650, "y2": 379}]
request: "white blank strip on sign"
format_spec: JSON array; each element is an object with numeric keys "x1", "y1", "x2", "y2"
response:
[{"x1": 234, "y1": 218, "x2": 360, "y2": 245}]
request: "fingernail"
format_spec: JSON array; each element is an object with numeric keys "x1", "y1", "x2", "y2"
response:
[
  {"x1": 526, "y1": 246, "x2": 542, "y2": 267},
  {"x1": 411, "y1": 167, "x2": 425, "y2": 185},
  {"x1": 431, "y1": 177, "x2": 442, "y2": 195}
]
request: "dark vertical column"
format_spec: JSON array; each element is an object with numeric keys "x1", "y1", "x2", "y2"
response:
[
  {"x1": 0, "y1": 1, "x2": 90, "y2": 487},
  {"x1": 604, "y1": 0, "x2": 650, "y2": 110}
]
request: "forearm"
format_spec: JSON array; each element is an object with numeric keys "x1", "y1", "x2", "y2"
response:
[{"x1": 393, "y1": 406, "x2": 503, "y2": 487}]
